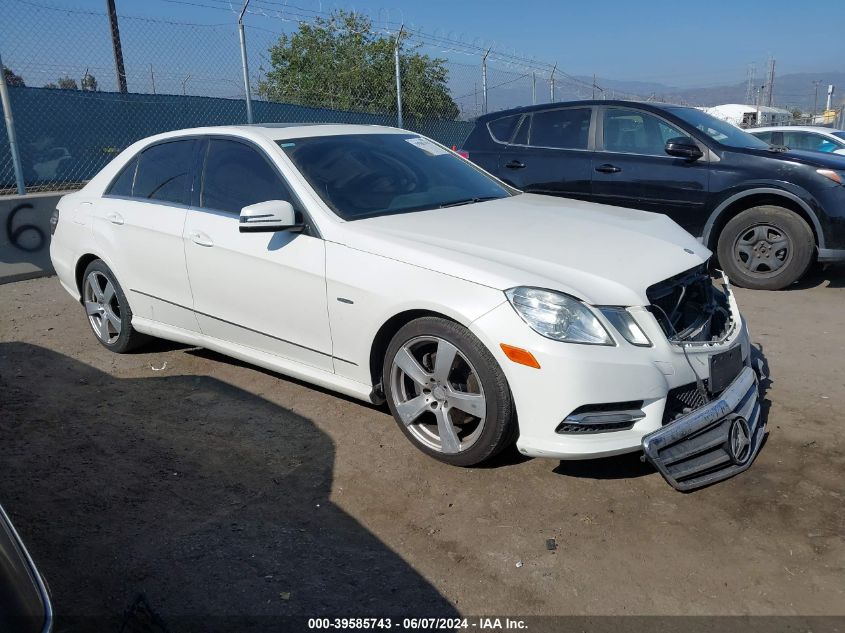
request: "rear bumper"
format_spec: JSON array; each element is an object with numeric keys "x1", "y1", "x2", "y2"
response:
[
  {"x1": 817, "y1": 247, "x2": 845, "y2": 263},
  {"x1": 641, "y1": 366, "x2": 764, "y2": 491}
]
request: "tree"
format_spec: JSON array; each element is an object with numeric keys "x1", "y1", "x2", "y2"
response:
[
  {"x1": 791, "y1": 107, "x2": 803, "y2": 120},
  {"x1": 3, "y1": 66, "x2": 25, "y2": 87},
  {"x1": 257, "y1": 11, "x2": 458, "y2": 121},
  {"x1": 81, "y1": 72, "x2": 98, "y2": 91},
  {"x1": 57, "y1": 75, "x2": 78, "y2": 90}
]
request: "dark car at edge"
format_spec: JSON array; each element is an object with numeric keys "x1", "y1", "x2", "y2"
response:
[{"x1": 461, "y1": 100, "x2": 845, "y2": 290}]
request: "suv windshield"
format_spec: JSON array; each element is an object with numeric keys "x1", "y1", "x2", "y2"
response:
[
  {"x1": 278, "y1": 134, "x2": 514, "y2": 220},
  {"x1": 833, "y1": 131, "x2": 845, "y2": 141},
  {"x1": 666, "y1": 107, "x2": 770, "y2": 150}
]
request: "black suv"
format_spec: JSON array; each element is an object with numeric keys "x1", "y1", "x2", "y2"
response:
[{"x1": 461, "y1": 100, "x2": 845, "y2": 290}]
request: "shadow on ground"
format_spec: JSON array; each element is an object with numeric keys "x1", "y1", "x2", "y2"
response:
[
  {"x1": 0, "y1": 342, "x2": 457, "y2": 632},
  {"x1": 789, "y1": 263, "x2": 845, "y2": 290}
]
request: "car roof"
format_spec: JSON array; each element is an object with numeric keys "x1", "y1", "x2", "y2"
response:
[
  {"x1": 749, "y1": 126, "x2": 843, "y2": 134},
  {"x1": 474, "y1": 99, "x2": 694, "y2": 122},
  {"x1": 138, "y1": 123, "x2": 410, "y2": 145}
]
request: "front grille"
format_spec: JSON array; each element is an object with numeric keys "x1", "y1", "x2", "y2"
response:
[
  {"x1": 647, "y1": 264, "x2": 731, "y2": 343},
  {"x1": 643, "y1": 367, "x2": 764, "y2": 491}
]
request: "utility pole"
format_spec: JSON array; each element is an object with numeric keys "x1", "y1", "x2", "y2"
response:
[
  {"x1": 765, "y1": 57, "x2": 775, "y2": 107},
  {"x1": 550, "y1": 63, "x2": 556, "y2": 102},
  {"x1": 106, "y1": 0, "x2": 127, "y2": 93},
  {"x1": 812, "y1": 80, "x2": 822, "y2": 122},
  {"x1": 394, "y1": 25, "x2": 404, "y2": 128},
  {"x1": 532, "y1": 71, "x2": 536, "y2": 105},
  {"x1": 0, "y1": 50, "x2": 25, "y2": 194},
  {"x1": 592, "y1": 73, "x2": 596, "y2": 99},
  {"x1": 481, "y1": 47, "x2": 491, "y2": 114},
  {"x1": 149, "y1": 63, "x2": 156, "y2": 94},
  {"x1": 238, "y1": 0, "x2": 253, "y2": 123}
]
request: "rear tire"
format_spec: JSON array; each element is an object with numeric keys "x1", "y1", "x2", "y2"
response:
[
  {"x1": 81, "y1": 260, "x2": 149, "y2": 353},
  {"x1": 716, "y1": 205, "x2": 814, "y2": 290},
  {"x1": 383, "y1": 317, "x2": 516, "y2": 467}
]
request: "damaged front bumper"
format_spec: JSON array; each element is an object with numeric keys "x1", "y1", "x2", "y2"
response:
[{"x1": 641, "y1": 366, "x2": 765, "y2": 492}]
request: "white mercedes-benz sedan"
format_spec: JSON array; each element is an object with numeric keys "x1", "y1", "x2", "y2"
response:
[{"x1": 49, "y1": 124, "x2": 765, "y2": 491}]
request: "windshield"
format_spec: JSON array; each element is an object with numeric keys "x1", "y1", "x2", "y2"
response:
[
  {"x1": 666, "y1": 107, "x2": 771, "y2": 149},
  {"x1": 278, "y1": 134, "x2": 513, "y2": 220},
  {"x1": 833, "y1": 131, "x2": 845, "y2": 141}
]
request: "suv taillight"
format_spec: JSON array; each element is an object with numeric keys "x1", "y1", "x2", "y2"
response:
[{"x1": 49, "y1": 208, "x2": 59, "y2": 235}]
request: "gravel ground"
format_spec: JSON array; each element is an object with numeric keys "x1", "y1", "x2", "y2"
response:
[{"x1": 0, "y1": 272, "x2": 843, "y2": 630}]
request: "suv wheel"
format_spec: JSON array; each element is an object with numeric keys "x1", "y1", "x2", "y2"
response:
[
  {"x1": 383, "y1": 316, "x2": 516, "y2": 466},
  {"x1": 716, "y1": 205, "x2": 814, "y2": 290},
  {"x1": 82, "y1": 259, "x2": 148, "y2": 353}
]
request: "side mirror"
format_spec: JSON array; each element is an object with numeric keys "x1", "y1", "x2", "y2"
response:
[
  {"x1": 238, "y1": 200, "x2": 304, "y2": 233},
  {"x1": 665, "y1": 137, "x2": 704, "y2": 160}
]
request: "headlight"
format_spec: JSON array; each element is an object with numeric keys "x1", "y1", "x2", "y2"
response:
[
  {"x1": 600, "y1": 307, "x2": 652, "y2": 347},
  {"x1": 505, "y1": 287, "x2": 613, "y2": 345}
]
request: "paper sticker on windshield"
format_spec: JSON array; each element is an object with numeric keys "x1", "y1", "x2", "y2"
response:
[{"x1": 405, "y1": 136, "x2": 448, "y2": 156}]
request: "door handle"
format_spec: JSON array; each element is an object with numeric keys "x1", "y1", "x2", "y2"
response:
[
  {"x1": 189, "y1": 231, "x2": 214, "y2": 247},
  {"x1": 505, "y1": 160, "x2": 526, "y2": 169},
  {"x1": 595, "y1": 164, "x2": 622, "y2": 174},
  {"x1": 105, "y1": 212, "x2": 124, "y2": 225}
]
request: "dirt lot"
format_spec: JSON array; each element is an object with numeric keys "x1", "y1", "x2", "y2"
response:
[{"x1": 1, "y1": 272, "x2": 843, "y2": 630}]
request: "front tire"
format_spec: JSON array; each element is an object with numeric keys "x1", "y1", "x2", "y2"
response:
[
  {"x1": 82, "y1": 260, "x2": 148, "y2": 353},
  {"x1": 716, "y1": 205, "x2": 815, "y2": 290},
  {"x1": 382, "y1": 316, "x2": 516, "y2": 467}
]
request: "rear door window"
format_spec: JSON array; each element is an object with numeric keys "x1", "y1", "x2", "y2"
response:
[
  {"x1": 133, "y1": 140, "x2": 195, "y2": 205},
  {"x1": 528, "y1": 108, "x2": 591, "y2": 150}
]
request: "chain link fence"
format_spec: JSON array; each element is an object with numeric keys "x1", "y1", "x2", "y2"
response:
[{"x1": 2, "y1": 0, "x2": 597, "y2": 194}]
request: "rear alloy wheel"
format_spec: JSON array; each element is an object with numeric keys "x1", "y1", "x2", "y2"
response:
[
  {"x1": 81, "y1": 260, "x2": 148, "y2": 353},
  {"x1": 717, "y1": 205, "x2": 814, "y2": 290},
  {"x1": 383, "y1": 317, "x2": 516, "y2": 466}
]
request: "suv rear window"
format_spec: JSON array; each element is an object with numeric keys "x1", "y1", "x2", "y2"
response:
[
  {"x1": 487, "y1": 114, "x2": 522, "y2": 143},
  {"x1": 529, "y1": 108, "x2": 591, "y2": 150}
]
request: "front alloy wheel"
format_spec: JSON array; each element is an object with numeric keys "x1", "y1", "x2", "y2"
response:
[
  {"x1": 390, "y1": 335, "x2": 487, "y2": 455},
  {"x1": 383, "y1": 317, "x2": 516, "y2": 466}
]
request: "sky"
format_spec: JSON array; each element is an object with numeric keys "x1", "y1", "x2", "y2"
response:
[
  {"x1": 10, "y1": 0, "x2": 841, "y2": 88},
  {"x1": 2, "y1": 0, "x2": 843, "y2": 104}
]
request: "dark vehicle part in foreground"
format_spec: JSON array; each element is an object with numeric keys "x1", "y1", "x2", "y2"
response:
[
  {"x1": 462, "y1": 100, "x2": 845, "y2": 290},
  {"x1": 0, "y1": 503, "x2": 52, "y2": 633}
]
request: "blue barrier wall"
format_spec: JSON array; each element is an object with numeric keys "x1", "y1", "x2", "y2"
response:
[{"x1": 0, "y1": 87, "x2": 473, "y2": 189}]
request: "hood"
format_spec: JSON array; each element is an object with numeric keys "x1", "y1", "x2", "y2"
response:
[{"x1": 340, "y1": 193, "x2": 710, "y2": 306}]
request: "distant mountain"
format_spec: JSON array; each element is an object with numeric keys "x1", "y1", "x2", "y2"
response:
[{"x1": 474, "y1": 70, "x2": 845, "y2": 117}]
